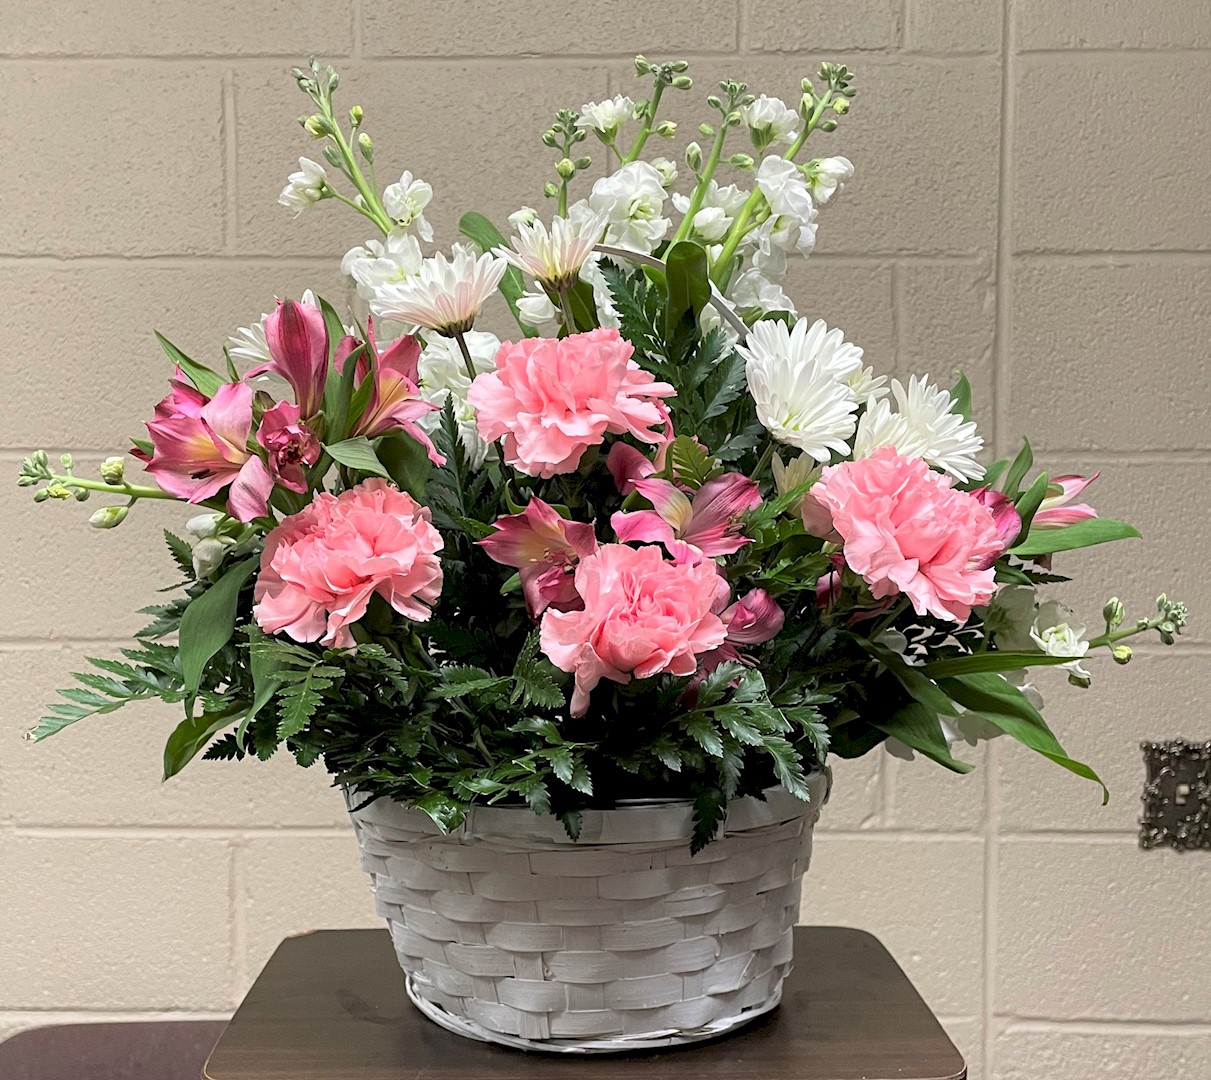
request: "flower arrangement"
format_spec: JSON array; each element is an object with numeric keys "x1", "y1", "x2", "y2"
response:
[{"x1": 19, "y1": 57, "x2": 1187, "y2": 853}]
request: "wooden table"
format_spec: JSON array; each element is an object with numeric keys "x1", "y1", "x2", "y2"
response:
[{"x1": 204, "y1": 926, "x2": 966, "y2": 1080}]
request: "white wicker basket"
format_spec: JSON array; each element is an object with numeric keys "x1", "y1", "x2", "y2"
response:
[{"x1": 346, "y1": 768, "x2": 830, "y2": 1053}]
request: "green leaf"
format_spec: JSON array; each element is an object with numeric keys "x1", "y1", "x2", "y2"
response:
[
  {"x1": 155, "y1": 332, "x2": 226, "y2": 397},
  {"x1": 324, "y1": 436, "x2": 392, "y2": 479},
  {"x1": 164, "y1": 530, "x2": 195, "y2": 578},
  {"x1": 938, "y1": 672, "x2": 1107, "y2": 802},
  {"x1": 163, "y1": 704, "x2": 243, "y2": 780},
  {"x1": 240, "y1": 631, "x2": 286, "y2": 743},
  {"x1": 565, "y1": 278, "x2": 600, "y2": 333},
  {"x1": 376, "y1": 431, "x2": 433, "y2": 499},
  {"x1": 663, "y1": 240, "x2": 711, "y2": 342},
  {"x1": 316, "y1": 296, "x2": 348, "y2": 363},
  {"x1": 458, "y1": 211, "x2": 536, "y2": 336},
  {"x1": 683, "y1": 715, "x2": 725, "y2": 757},
  {"x1": 1011, "y1": 470, "x2": 1050, "y2": 546},
  {"x1": 949, "y1": 371, "x2": 973, "y2": 423},
  {"x1": 179, "y1": 558, "x2": 258, "y2": 704},
  {"x1": 859, "y1": 639, "x2": 960, "y2": 718},
  {"x1": 923, "y1": 651, "x2": 1075, "y2": 679},
  {"x1": 871, "y1": 701, "x2": 974, "y2": 774},
  {"x1": 1002, "y1": 438, "x2": 1033, "y2": 497},
  {"x1": 667, "y1": 434, "x2": 716, "y2": 489},
  {"x1": 324, "y1": 342, "x2": 366, "y2": 444},
  {"x1": 1008, "y1": 518, "x2": 1141, "y2": 557}
]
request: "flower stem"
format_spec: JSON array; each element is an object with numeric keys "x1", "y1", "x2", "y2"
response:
[
  {"x1": 1088, "y1": 615, "x2": 1165, "y2": 651},
  {"x1": 752, "y1": 440, "x2": 776, "y2": 482},
  {"x1": 452, "y1": 331, "x2": 479, "y2": 383},
  {"x1": 621, "y1": 81, "x2": 666, "y2": 164},
  {"x1": 556, "y1": 286, "x2": 578, "y2": 333},
  {"x1": 48, "y1": 474, "x2": 178, "y2": 501},
  {"x1": 321, "y1": 101, "x2": 392, "y2": 234},
  {"x1": 671, "y1": 124, "x2": 730, "y2": 244},
  {"x1": 709, "y1": 88, "x2": 837, "y2": 289}
]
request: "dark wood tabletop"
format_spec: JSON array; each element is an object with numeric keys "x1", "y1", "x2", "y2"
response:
[{"x1": 204, "y1": 926, "x2": 965, "y2": 1080}]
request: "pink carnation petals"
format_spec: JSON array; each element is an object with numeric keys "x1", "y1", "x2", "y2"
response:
[
  {"x1": 253, "y1": 478, "x2": 443, "y2": 648},
  {"x1": 467, "y1": 328, "x2": 674, "y2": 478},
  {"x1": 804, "y1": 447, "x2": 1002, "y2": 623}
]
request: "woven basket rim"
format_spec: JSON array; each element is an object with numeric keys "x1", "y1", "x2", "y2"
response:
[{"x1": 346, "y1": 768, "x2": 830, "y2": 847}]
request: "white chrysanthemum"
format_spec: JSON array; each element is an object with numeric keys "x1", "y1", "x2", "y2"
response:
[
  {"x1": 577, "y1": 257, "x2": 621, "y2": 329},
  {"x1": 586, "y1": 162, "x2": 670, "y2": 254},
  {"x1": 1030, "y1": 600, "x2": 1091, "y2": 681},
  {"x1": 227, "y1": 290, "x2": 324, "y2": 366},
  {"x1": 771, "y1": 452, "x2": 821, "y2": 512},
  {"x1": 854, "y1": 375, "x2": 985, "y2": 482},
  {"x1": 370, "y1": 245, "x2": 507, "y2": 335},
  {"x1": 278, "y1": 157, "x2": 327, "y2": 216},
  {"x1": 417, "y1": 330, "x2": 501, "y2": 470},
  {"x1": 382, "y1": 171, "x2": 433, "y2": 240},
  {"x1": 672, "y1": 181, "x2": 750, "y2": 243},
  {"x1": 736, "y1": 317, "x2": 864, "y2": 461},
  {"x1": 340, "y1": 228, "x2": 424, "y2": 302},
  {"x1": 848, "y1": 365, "x2": 889, "y2": 407},
  {"x1": 496, "y1": 210, "x2": 607, "y2": 290},
  {"x1": 806, "y1": 156, "x2": 854, "y2": 205},
  {"x1": 576, "y1": 95, "x2": 636, "y2": 139},
  {"x1": 740, "y1": 95, "x2": 800, "y2": 147}
]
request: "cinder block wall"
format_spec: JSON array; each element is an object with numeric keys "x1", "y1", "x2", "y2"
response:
[{"x1": 2, "y1": 3, "x2": 1209, "y2": 1077}]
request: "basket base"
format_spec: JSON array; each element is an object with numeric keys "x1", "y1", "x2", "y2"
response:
[{"x1": 405, "y1": 973, "x2": 785, "y2": 1055}]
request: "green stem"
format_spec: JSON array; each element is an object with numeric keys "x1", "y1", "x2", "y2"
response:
[
  {"x1": 621, "y1": 81, "x2": 666, "y2": 164},
  {"x1": 49, "y1": 475, "x2": 179, "y2": 501},
  {"x1": 326, "y1": 187, "x2": 386, "y2": 227},
  {"x1": 752, "y1": 439, "x2": 776, "y2": 481},
  {"x1": 556, "y1": 286, "x2": 577, "y2": 332},
  {"x1": 671, "y1": 124, "x2": 731, "y2": 243},
  {"x1": 321, "y1": 102, "x2": 392, "y2": 234},
  {"x1": 709, "y1": 89, "x2": 836, "y2": 288},
  {"x1": 452, "y1": 331, "x2": 479, "y2": 383},
  {"x1": 1088, "y1": 616, "x2": 1165, "y2": 651}
]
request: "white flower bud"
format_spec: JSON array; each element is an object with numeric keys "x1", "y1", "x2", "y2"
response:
[
  {"x1": 99, "y1": 456, "x2": 125, "y2": 484},
  {"x1": 191, "y1": 536, "x2": 233, "y2": 580},
  {"x1": 89, "y1": 505, "x2": 129, "y2": 529},
  {"x1": 508, "y1": 206, "x2": 541, "y2": 229},
  {"x1": 186, "y1": 512, "x2": 224, "y2": 540}
]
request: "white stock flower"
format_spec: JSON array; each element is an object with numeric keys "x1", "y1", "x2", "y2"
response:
[
  {"x1": 417, "y1": 331, "x2": 501, "y2": 470},
  {"x1": 736, "y1": 317, "x2": 864, "y2": 461},
  {"x1": 740, "y1": 95, "x2": 799, "y2": 147},
  {"x1": 341, "y1": 228, "x2": 425, "y2": 301},
  {"x1": 672, "y1": 181, "x2": 749, "y2": 243},
  {"x1": 382, "y1": 171, "x2": 434, "y2": 240},
  {"x1": 729, "y1": 268, "x2": 796, "y2": 317},
  {"x1": 854, "y1": 375, "x2": 985, "y2": 482},
  {"x1": 496, "y1": 210, "x2": 607, "y2": 290},
  {"x1": 986, "y1": 584, "x2": 1039, "y2": 650},
  {"x1": 1030, "y1": 600, "x2": 1091, "y2": 681},
  {"x1": 508, "y1": 206, "x2": 540, "y2": 229},
  {"x1": 650, "y1": 157, "x2": 679, "y2": 188},
  {"x1": 517, "y1": 290, "x2": 561, "y2": 334},
  {"x1": 576, "y1": 95, "x2": 636, "y2": 139},
  {"x1": 370, "y1": 245, "x2": 508, "y2": 335},
  {"x1": 806, "y1": 156, "x2": 855, "y2": 205},
  {"x1": 747, "y1": 157, "x2": 818, "y2": 274},
  {"x1": 278, "y1": 157, "x2": 327, "y2": 216},
  {"x1": 587, "y1": 162, "x2": 671, "y2": 254},
  {"x1": 185, "y1": 513, "x2": 235, "y2": 578}
]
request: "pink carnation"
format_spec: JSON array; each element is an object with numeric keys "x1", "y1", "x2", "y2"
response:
[
  {"x1": 803, "y1": 448, "x2": 1001, "y2": 623},
  {"x1": 467, "y1": 328, "x2": 674, "y2": 478},
  {"x1": 253, "y1": 478, "x2": 443, "y2": 647},
  {"x1": 540, "y1": 544, "x2": 727, "y2": 717}
]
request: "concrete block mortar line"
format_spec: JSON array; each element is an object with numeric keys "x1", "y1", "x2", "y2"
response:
[
  {"x1": 222, "y1": 68, "x2": 237, "y2": 255},
  {"x1": 0, "y1": 254, "x2": 341, "y2": 268},
  {"x1": 1015, "y1": 46, "x2": 1211, "y2": 59},
  {"x1": 229, "y1": 837, "x2": 249, "y2": 1004},
  {"x1": 997, "y1": 1016, "x2": 1211, "y2": 1036},
  {"x1": 984, "y1": 0, "x2": 1017, "y2": 1071},
  {"x1": 1011, "y1": 248, "x2": 1211, "y2": 263}
]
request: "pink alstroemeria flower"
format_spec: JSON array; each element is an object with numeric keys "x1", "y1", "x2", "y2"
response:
[
  {"x1": 257, "y1": 401, "x2": 320, "y2": 493},
  {"x1": 972, "y1": 487, "x2": 1023, "y2": 568},
  {"x1": 249, "y1": 299, "x2": 329, "y2": 418},
  {"x1": 606, "y1": 442, "x2": 657, "y2": 495},
  {"x1": 135, "y1": 373, "x2": 272, "y2": 522},
  {"x1": 338, "y1": 321, "x2": 444, "y2": 465},
  {"x1": 611, "y1": 473, "x2": 761, "y2": 560},
  {"x1": 478, "y1": 497, "x2": 599, "y2": 619},
  {"x1": 688, "y1": 587, "x2": 786, "y2": 700},
  {"x1": 1032, "y1": 472, "x2": 1099, "y2": 528}
]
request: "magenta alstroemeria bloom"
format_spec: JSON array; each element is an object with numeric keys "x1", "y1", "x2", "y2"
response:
[
  {"x1": 137, "y1": 375, "x2": 272, "y2": 522},
  {"x1": 478, "y1": 497, "x2": 599, "y2": 619},
  {"x1": 611, "y1": 472, "x2": 762, "y2": 559},
  {"x1": 722, "y1": 588, "x2": 785, "y2": 645},
  {"x1": 1033, "y1": 472, "x2": 1099, "y2": 528},
  {"x1": 250, "y1": 299, "x2": 329, "y2": 418},
  {"x1": 972, "y1": 487, "x2": 1023, "y2": 568},
  {"x1": 339, "y1": 322, "x2": 444, "y2": 466},
  {"x1": 606, "y1": 441, "x2": 657, "y2": 495},
  {"x1": 257, "y1": 401, "x2": 320, "y2": 493}
]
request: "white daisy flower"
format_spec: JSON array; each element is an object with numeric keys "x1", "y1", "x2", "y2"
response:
[
  {"x1": 278, "y1": 157, "x2": 328, "y2": 216},
  {"x1": 381, "y1": 171, "x2": 434, "y2": 240},
  {"x1": 586, "y1": 162, "x2": 671, "y2": 254},
  {"x1": 736, "y1": 317, "x2": 864, "y2": 462},
  {"x1": 575, "y1": 95, "x2": 636, "y2": 140},
  {"x1": 854, "y1": 375, "x2": 985, "y2": 482},
  {"x1": 417, "y1": 330, "x2": 501, "y2": 470},
  {"x1": 740, "y1": 95, "x2": 800, "y2": 149},
  {"x1": 370, "y1": 245, "x2": 507, "y2": 336},
  {"x1": 806, "y1": 156, "x2": 855, "y2": 205},
  {"x1": 496, "y1": 210, "x2": 607, "y2": 291},
  {"x1": 340, "y1": 228, "x2": 425, "y2": 302}
]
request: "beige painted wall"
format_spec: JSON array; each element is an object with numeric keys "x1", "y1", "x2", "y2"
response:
[{"x1": 3, "y1": 2, "x2": 1210, "y2": 1077}]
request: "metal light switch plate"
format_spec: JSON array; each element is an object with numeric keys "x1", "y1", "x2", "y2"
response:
[{"x1": 1140, "y1": 739, "x2": 1211, "y2": 851}]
